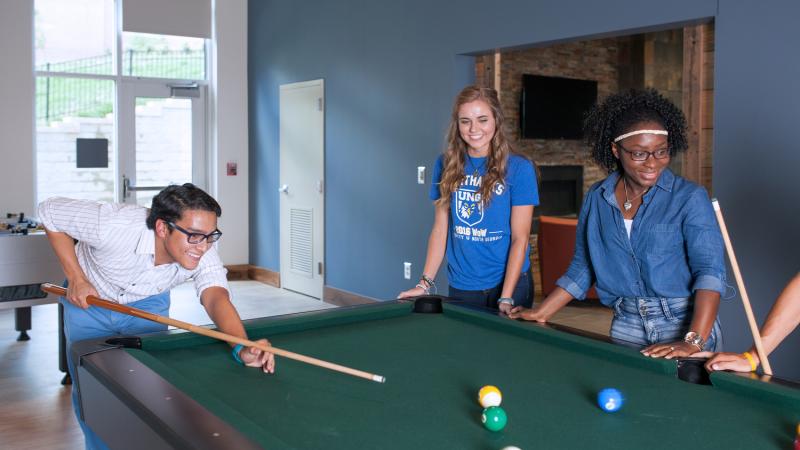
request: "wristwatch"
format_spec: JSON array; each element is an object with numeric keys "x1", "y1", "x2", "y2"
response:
[
  {"x1": 497, "y1": 297, "x2": 514, "y2": 306},
  {"x1": 683, "y1": 331, "x2": 705, "y2": 350}
]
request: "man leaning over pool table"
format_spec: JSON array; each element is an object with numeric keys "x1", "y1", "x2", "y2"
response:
[{"x1": 38, "y1": 183, "x2": 275, "y2": 450}]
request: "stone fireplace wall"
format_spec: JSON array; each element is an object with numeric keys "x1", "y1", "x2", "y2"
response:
[
  {"x1": 499, "y1": 39, "x2": 618, "y2": 192},
  {"x1": 477, "y1": 39, "x2": 619, "y2": 299},
  {"x1": 475, "y1": 30, "x2": 704, "y2": 300}
]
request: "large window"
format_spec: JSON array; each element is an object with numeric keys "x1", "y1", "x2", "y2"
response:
[
  {"x1": 122, "y1": 32, "x2": 206, "y2": 80},
  {"x1": 36, "y1": 78, "x2": 116, "y2": 202},
  {"x1": 36, "y1": 0, "x2": 116, "y2": 202},
  {"x1": 35, "y1": 0, "x2": 208, "y2": 205}
]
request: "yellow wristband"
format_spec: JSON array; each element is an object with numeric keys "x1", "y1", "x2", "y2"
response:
[{"x1": 741, "y1": 351, "x2": 757, "y2": 372}]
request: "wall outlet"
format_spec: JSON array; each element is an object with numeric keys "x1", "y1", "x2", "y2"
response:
[
  {"x1": 404, "y1": 262, "x2": 412, "y2": 279},
  {"x1": 417, "y1": 166, "x2": 426, "y2": 184}
]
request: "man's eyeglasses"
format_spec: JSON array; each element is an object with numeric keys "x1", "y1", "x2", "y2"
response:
[
  {"x1": 617, "y1": 144, "x2": 670, "y2": 161},
  {"x1": 166, "y1": 221, "x2": 222, "y2": 244}
]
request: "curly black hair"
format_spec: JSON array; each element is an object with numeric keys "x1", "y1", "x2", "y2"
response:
[
  {"x1": 583, "y1": 88, "x2": 688, "y2": 173},
  {"x1": 145, "y1": 183, "x2": 221, "y2": 230}
]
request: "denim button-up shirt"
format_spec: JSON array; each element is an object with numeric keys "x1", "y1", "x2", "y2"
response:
[{"x1": 556, "y1": 169, "x2": 726, "y2": 306}]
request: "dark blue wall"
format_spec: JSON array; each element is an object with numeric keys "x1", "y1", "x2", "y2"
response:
[
  {"x1": 712, "y1": 0, "x2": 800, "y2": 380},
  {"x1": 249, "y1": 0, "x2": 800, "y2": 380}
]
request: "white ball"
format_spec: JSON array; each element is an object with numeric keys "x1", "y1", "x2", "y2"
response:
[
  {"x1": 479, "y1": 390, "x2": 502, "y2": 408},
  {"x1": 500, "y1": 447, "x2": 522, "y2": 450}
]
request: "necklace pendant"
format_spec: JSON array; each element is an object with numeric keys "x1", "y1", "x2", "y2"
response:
[{"x1": 623, "y1": 201, "x2": 632, "y2": 211}]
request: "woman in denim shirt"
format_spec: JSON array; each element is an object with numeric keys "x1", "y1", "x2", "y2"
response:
[{"x1": 509, "y1": 89, "x2": 726, "y2": 359}]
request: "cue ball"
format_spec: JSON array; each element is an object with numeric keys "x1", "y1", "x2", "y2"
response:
[
  {"x1": 597, "y1": 388, "x2": 624, "y2": 412},
  {"x1": 500, "y1": 447, "x2": 522, "y2": 450},
  {"x1": 478, "y1": 385, "x2": 502, "y2": 408},
  {"x1": 481, "y1": 406, "x2": 507, "y2": 431}
]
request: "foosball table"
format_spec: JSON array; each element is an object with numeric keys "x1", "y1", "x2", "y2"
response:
[{"x1": 0, "y1": 223, "x2": 69, "y2": 381}]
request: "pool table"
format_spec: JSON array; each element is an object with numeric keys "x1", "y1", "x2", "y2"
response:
[{"x1": 71, "y1": 299, "x2": 800, "y2": 450}]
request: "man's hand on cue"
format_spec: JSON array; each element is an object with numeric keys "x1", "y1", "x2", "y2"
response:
[{"x1": 239, "y1": 338, "x2": 276, "y2": 373}]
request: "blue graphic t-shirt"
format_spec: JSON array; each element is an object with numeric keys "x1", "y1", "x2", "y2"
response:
[{"x1": 430, "y1": 154, "x2": 539, "y2": 290}]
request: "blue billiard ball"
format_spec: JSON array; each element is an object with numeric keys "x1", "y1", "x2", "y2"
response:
[{"x1": 597, "y1": 388, "x2": 624, "y2": 412}]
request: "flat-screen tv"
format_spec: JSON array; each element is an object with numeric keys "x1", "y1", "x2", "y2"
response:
[{"x1": 519, "y1": 74, "x2": 597, "y2": 140}]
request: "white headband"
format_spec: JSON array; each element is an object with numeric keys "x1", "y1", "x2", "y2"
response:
[{"x1": 613, "y1": 129, "x2": 668, "y2": 142}]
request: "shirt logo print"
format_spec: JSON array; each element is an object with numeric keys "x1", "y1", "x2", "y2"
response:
[{"x1": 455, "y1": 187, "x2": 484, "y2": 227}]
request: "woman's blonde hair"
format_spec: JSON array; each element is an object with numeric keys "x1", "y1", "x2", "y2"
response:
[{"x1": 436, "y1": 86, "x2": 517, "y2": 207}]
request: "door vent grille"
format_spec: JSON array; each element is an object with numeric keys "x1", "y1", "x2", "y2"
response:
[{"x1": 290, "y1": 208, "x2": 313, "y2": 277}]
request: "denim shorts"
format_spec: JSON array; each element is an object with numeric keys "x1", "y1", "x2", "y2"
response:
[
  {"x1": 609, "y1": 296, "x2": 722, "y2": 351},
  {"x1": 448, "y1": 269, "x2": 534, "y2": 309}
]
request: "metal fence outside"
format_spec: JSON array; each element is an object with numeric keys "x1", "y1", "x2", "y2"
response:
[{"x1": 36, "y1": 49, "x2": 204, "y2": 123}]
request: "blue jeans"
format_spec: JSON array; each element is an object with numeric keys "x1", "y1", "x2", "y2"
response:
[
  {"x1": 448, "y1": 269, "x2": 534, "y2": 309},
  {"x1": 609, "y1": 296, "x2": 722, "y2": 351},
  {"x1": 62, "y1": 291, "x2": 171, "y2": 450}
]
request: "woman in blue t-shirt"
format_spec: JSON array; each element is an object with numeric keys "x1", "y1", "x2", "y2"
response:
[
  {"x1": 509, "y1": 89, "x2": 726, "y2": 359},
  {"x1": 398, "y1": 86, "x2": 539, "y2": 313}
]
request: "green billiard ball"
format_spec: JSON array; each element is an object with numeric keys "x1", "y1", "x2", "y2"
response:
[{"x1": 481, "y1": 406, "x2": 507, "y2": 431}]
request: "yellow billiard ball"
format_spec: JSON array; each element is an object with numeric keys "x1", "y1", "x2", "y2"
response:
[{"x1": 478, "y1": 385, "x2": 502, "y2": 408}]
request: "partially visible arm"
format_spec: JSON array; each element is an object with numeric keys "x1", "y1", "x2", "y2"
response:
[
  {"x1": 201, "y1": 286, "x2": 246, "y2": 341},
  {"x1": 704, "y1": 273, "x2": 800, "y2": 372},
  {"x1": 42, "y1": 228, "x2": 97, "y2": 309},
  {"x1": 756, "y1": 273, "x2": 800, "y2": 356},
  {"x1": 643, "y1": 188, "x2": 725, "y2": 359},
  {"x1": 398, "y1": 202, "x2": 449, "y2": 298},
  {"x1": 201, "y1": 286, "x2": 275, "y2": 373},
  {"x1": 687, "y1": 289, "x2": 721, "y2": 342},
  {"x1": 497, "y1": 205, "x2": 533, "y2": 313},
  {"x1": 507, "y1": 286, "x2": 573, "y2": 321},
  {"x1": 510, "y1": 186, "x2": 597, "y2": 321},
  {"x1": 509, "y1": 210, "x2": 596, "y2": 320},
  {"x1": 38, "y1": 197, "x2": 106, "y2": 308},
  {"x1": 642, "y1": 289, "x2": 720, "y2": 358}
]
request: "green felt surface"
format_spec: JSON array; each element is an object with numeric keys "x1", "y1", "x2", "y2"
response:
[{"x1": 126, "y1": 303, "x2": 800, "y2": 449}]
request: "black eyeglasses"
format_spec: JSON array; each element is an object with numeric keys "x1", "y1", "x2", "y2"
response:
[
  {"x1": 617, "y1": 144, "x2": 670, "y2": 161},
  {"x1": 166, "y1": 221, "x2": 222, "y2": 244}
]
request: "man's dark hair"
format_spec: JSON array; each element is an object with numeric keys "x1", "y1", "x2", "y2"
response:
[
  {"x1": 146, "y1": 183, "x2": 222, "y2": 230},
  {"x1": 583, "y1": 88, "x2": 689, "y2": 173}
]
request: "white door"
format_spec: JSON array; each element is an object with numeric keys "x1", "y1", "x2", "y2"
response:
[
  {"x1": 118, "y1": 81, "x2": 207, "y2": 205},
  {"x1": 279, "y1": 80, "x2": 325, "y2": 299}
]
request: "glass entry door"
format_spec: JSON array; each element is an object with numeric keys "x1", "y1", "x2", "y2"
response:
[{"x1": 118, "y1": 81, "x2": 206, "y2": 206}]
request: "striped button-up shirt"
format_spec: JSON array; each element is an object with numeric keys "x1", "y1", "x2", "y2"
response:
[{"x1": 38, "y1": 197, "x2": 229, "y2": 304}]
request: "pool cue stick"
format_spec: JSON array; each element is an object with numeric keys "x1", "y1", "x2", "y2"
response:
[
  {"x1": 41, "y1": 283, "x2": 386, "y2": 383},
  {"x1": 711, "y1": 199, "x2": 773, "y2": 375}
]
